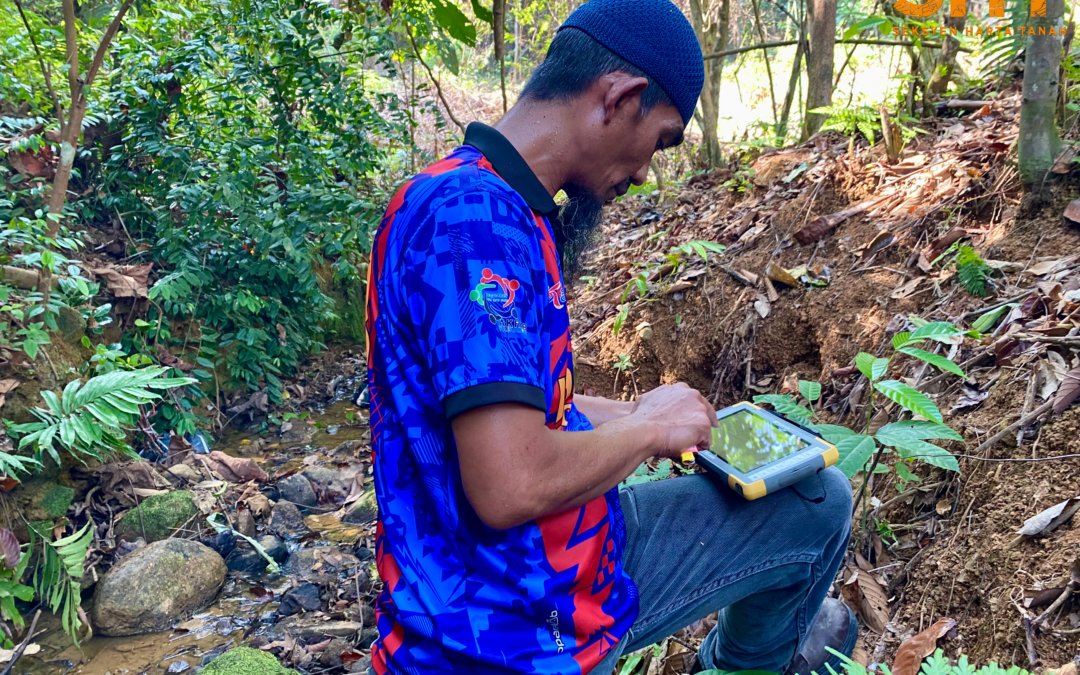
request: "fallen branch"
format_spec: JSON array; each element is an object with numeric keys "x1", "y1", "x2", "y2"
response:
[
  {"x1": 793, "y1": 195, "x2": 890, "y2": 246},
  {"x1": 704, "y1": 38, "x2": 972, "y2": 61},
  {"x1": 1032, "y1": 579, "x2": 1075, "y2": 627},
  {"x1": 1012, "y1": 333, "x2": 1080, "y2": 348},
  {"x1": 971, "y1": 400, "x2": 1054, "y2": 455},
  {"x1": 1, "y1": 266, "x2": 59, "y2": 290}
]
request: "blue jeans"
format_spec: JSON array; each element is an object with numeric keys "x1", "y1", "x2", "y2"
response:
[{"x1": 591, "y1": 469, "x2": 852, "y2": 675}]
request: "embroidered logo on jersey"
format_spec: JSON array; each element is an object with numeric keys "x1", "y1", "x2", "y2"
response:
[
  {"x1": 470, "y1": 268, "x2": 526, "y2": 332},
  {"x1": 547, "y1": 281, "x2": 565, "y2": 309}
]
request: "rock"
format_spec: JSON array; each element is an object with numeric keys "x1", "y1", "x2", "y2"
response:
[
  {"x1": 91, "y1": 539, "x2": 226, "y2": 637},
  {"x1": 260, "y1": 535, "x2": 288, "y2": 563},
  {"x1": 354, "y1": 546, "x2": 374, "y2": 562},
  {"x1": 302, "y1": 466, "x2": 336, "y2": 486},
  {"x1": 225, "y1": 536, "x2": 286, "y2": 574},
  {"x1": 343, "y1": 488, "x2": 377, "y2": 525},
  {"x1": 358, "y1": 627, "x2": 378, "y2": 649},
  {"x1": 268, "y1": 501, "x2": 307, "y2": 539},
  {"x1": 275, "y1": 616, "x2": 363, "y2": 641},
  {"x1": 319, "y1": 637, "x2": 353, "y2": 667},
  {"x1": 282, "y1": 546, "x2": 356, "y2": 578},
  {"x1": 236, "y1": 509, "x2": 256, "y2": 538},
  {"x1": 200, "y1": 646, "x2": 299, "y2": 675},
  {"x1": 277, "y1": 583, "x2": 322, "y2": 616},
  {"x1": 114, "y1": 490, "x2": 199, "y2": 543},
  {"x1": 12, "y1": 479, "x2": 75, "y2": 525},
  {"x1": 56, "y1": 304, "x2": 86, "y2": 344},
  {"x1": 277, "y1": 474, "x2": 317, "y2": 511},
  {"x1": 198, "y1": 530, "x2": 237, "y2": 558},
  {"x1": 349, "y1": 655, "x2": 372, "y2": 673},
  {"x1": 278, "y1": 425, "x2": 314, "y2": 447},
  {"x1": 331, "y1": 440, "x2": 358, "y2": 456},
  {"x1": 167, "y1": 463, "x2": 201, "y2": 482}
]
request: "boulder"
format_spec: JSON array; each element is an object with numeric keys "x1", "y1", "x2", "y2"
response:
[
  {"x1": 91, "y1": 539, "x2": 225, "y2": 636},
  {"x1": 12, "y1": 480, "x2": 75, "y2": 539},
  {"x1": 268, "y1": 501, "x2": 307, "y2": 539},
  {"x1": 301, "y1": 466, "x2": 336, "y2": 486},
  {"x1": 114, "y1": 490, "x2": 198, "y2": 543},
  {"x1": 343, "y1": 488, "x2": 377, "y2": 525},
  {"x1": 200, "y1": 647, "x2": 299, "y2": 675},
  {"x1": 277, "y1": 474, "x2": 317, "y2": 511}
]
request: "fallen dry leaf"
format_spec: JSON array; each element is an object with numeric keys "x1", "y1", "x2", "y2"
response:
[
  {"x1": 890, "y1": 277, "x2": 923, "y2": 300},
  {"x1": 155, "y1": 345, "x2": 193, "y2": 373},
  {"x1": 1053, "y1": 366, "x2": 1080, "y2": 415},
  {"x1": 1037, "y1": 353, "x2": 1069, "y2": 401},
  {"x1": 1064, "y1": 199, "x2": 1080, "y2": 225},
  {"x1": 0, "y1": 644, "x2": 41, "y2": 663},
  {"x1": 0, "y1": 379, "x2": 19, "y2": 395},
  {"x1": 1016, "y1": 496, "x2": 1080, "y2": 537},
  {"x1": 202, "y1": 451, "x2": 269, "y2": 483},
  {"x1": 936, "y1": 499, "x2": 952, "y2": 516},
  {"x1": 892, "y1": 618, "x2": 957, "y2": 675},
  {"x1": 243, "y1": 492, "x2": 272, "y2": 518},
  {"x1": 862, "y1": 230, "x2": 896, "y2": 258},
  {"x1": 841, "y1": 567, "x2": 890, "y2": 633},
  {"x1": 765, "y1": 262, "x2": 799, "y2": 288},
  {"x1": 304, "y1": 513, "x2": 366, "y2": 543},
  {"x1": 753, "y1": 294, "x2": 771, "y2": 318},
  {"x1": 92, "y1": 263, "x2": 153, "y2": 299}
]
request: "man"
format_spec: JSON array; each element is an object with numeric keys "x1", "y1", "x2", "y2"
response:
[{"x1": 364, "y1": 1, "x2": 856, "y2": 673}]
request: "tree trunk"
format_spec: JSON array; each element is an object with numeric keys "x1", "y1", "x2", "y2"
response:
[
  {"x1": 802, "y1": 0, "x2": 836, "y2": 139},
  {"x1": 928, "y1": 12, "x2": 967, "y2": 96},
  {"x1": 778, "y1": 32, "x2": 806, "y2": 141},
  {"x1": 493, "y1": 0, "x2": 507, "y2": 113},
  {"x1": 689, "y1": 0, "x2": 730, "y2": 167},
  {"x1": 1019, "y1": 0, "x2": 1065, "y2": 187}
]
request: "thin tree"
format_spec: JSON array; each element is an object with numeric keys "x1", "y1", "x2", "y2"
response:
[
  {"x1": 1018, "y1": 0, "x2": 1066, "y2": 186},
  {"x1": 802, "y1": 0, "x2": 836, "y2": 139},
  {"x1": 493, "y1": 0, "x2": 508, "y2": 113},
  {"x1": 689, "y1": 0, "x2": 731, "y2": 167},
  {"x1": 14, "y1": 0, "x2": 134, "y2": 305},
  {"x1": 928, "y1": 8, "x2": 967, "y2": 95}
]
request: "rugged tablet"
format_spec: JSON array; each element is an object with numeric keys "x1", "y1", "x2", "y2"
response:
[{"x1": 695, "y1": 402, "x2": 838, "y2": 500}]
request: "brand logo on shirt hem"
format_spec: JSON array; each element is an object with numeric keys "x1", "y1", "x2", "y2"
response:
[
  {"x1": 548, "y1": 281, "x2": 565, "y2": 309},
  {"x1": 470, "y1": 268, "x2": 527, "y2": 332}
]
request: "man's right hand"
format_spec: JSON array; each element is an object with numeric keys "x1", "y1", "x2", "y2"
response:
[{"x1": 629, "y1": 383, "x2": 718, "y2": 457}]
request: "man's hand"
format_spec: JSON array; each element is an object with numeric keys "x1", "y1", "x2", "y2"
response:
[
  {"x1": 629, "y1": 383, "x2": 718, "y2": 457},
  {"x1": 452, "y1": 382, "x2": 717, "y2": 530}
]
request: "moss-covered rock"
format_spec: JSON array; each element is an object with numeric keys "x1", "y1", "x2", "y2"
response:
[
  {"x1": 201, "y1": 647, "x2": 300, "y2": 675},
  {"x1": 114, "y1": 490, "x2": 198, "y2": 543},
  {"x1": 10, "y1": 480, "x2": 76, "y2": 539}
]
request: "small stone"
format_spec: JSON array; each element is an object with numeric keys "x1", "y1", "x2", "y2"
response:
[
  {"x1": 259, "y1": 535, "x2": 288, "y2": 563},
  {"x1": 166, "y1": 464, "x2": 201, "y2": 482},
  {"x1": 349, "y1": 655, "x2": 372, "y2": 673},
  {"x1": 342, "y1": 488, "x2": 377, "y2": 525},
  {"x1": 275, "y1": 616, "x2": 363, "y2": 641},
  {"x1": 302, "y1": 466, "x2": 336, "y2": 486},
  {"x1": 235, "y1": 509, "x2": 256, "y2": 538},
  {"x1": 91, "y1": 539, "x2": 226, "y2": 637},
  {"x1": 277, "y1": 583, "x2": 322, "y2": 616},
  {"x1": 358, "y1": 627, "x2": 378, "y2": 649},
  {"x1": 332, "y1": 440, "x2": 358, "y2": 456},
  {"x1": 277, "y1": 474, "x2": 317, "y2": 512},
  {"x1": 114, "y1": 490, "x2": 199, "y2": 543},
  {"x1": 226, "y1": 543, "x2": 267, "y2": 574},
  {"x1": 166, "y1": 660, "x2": 190, "y2": 673},
  {"x1": 282, "y1": 546, "x2": 344, "y2": 577},
  {"x1": 198, "y1": 530, "x2": 237, "y2": 558},
  {"x1": 268, "y1": 501, "x2": 308, "y2": 539},
  {"x1": 354, "y1": 546, "x2": 374, "y2": 562},
  {"x1": 319, "y1": 637, "x2": 353, "y2": 667}
]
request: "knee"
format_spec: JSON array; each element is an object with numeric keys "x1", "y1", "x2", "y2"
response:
[{"x1": 809, "y1": 468, "x2": 853, "y2": 536}]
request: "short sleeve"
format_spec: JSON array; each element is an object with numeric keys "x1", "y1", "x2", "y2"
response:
[{"x1": 399, "y1": 189, "x2": 547, "y2": 419}]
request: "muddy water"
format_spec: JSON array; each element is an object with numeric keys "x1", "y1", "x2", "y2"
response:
[{"x1": 13, "y1": 394, "x2": 367, "y2": 675}]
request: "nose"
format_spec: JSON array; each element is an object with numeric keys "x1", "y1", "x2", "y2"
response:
[{"x1": 631, "y1": 161, "x2": 650, "y2": 186}]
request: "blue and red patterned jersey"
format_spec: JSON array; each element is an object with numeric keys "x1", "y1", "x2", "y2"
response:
[{"x1": 365, "y1": 123, "x2": 638, "y2": 674}]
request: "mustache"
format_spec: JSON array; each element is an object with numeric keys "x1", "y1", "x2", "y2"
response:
[
  {"x1": 555, "y1": 183, "x2": 604, "y2": 285},
  {"x1": 614, "y1": 177, "x2": 632, "y2": 196}
]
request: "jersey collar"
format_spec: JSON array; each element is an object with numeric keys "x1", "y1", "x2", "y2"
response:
[{"x1": 464, "y1": 123, "x2": 559, "y2": 218}]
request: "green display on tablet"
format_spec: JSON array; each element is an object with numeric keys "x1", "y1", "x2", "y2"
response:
[{"x1": 711, "y1": 409, "x2": 809, "y2": 472}]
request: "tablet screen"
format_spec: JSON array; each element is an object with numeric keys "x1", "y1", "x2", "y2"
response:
[{"x1": 712, "y1": 409, "x2": 808, "y2": 473}]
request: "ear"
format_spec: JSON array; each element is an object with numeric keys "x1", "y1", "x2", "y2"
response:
[{"x1": 601, "y1": 73, "x2": 650, "y2": 123}]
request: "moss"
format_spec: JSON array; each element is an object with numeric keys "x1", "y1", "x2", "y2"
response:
[
  {"x1": 201, "y1": 647, "x2": 300, "y2": 675},
  {"x1": 114, "y1": 490, "x2": 198, "y2": 543},
  {"x1": 318, "y1": 264, "x2": 366, "y2": 344},
  {"x1": 38, "y1": 483, "x2": 75, "y2": 518}
]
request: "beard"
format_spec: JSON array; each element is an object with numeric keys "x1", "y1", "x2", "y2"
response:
[{"x1": 553, "y1": 182, "x2": 606, "y2": 286}]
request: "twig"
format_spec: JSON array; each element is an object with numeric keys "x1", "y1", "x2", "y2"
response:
[
  {"x1": 11, "y1": 0, "x2": 62, "y2": 121},
  {"x1": 1033, "y1": 580, "x2": 1075, "y2": 627},
  {"x1": 1019, "y1": 361, "x2": 1037, "y2": 452},
  {"x1": 0, "y1": 609, "x2": 41, "y2": 675},
  {"x1": 1023, "y1": 617, "x2": 1038, "y2": 666},
  {"x1": 404, "y1": 25, "x2": 466, "y2": 134},
  {"x1": 971, "y1": 400, "x2": 1053, "y2": 455}
]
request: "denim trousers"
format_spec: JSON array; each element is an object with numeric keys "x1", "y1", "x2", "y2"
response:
[{"x1": 590, "y1": 469, "x2": 853, "y2": 675}]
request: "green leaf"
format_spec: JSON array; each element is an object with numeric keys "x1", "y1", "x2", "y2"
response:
[
  {"x1": 891, "y1": 438, "x2": 960, "y2": 472},
  {"x1": 470, "y1": 0, "x2": 493, "y2": 24},
  {"x1": 873, "y1": 380, "x2": 944, "y2": 423},
  {"x1": 431, "y1": 0, "x2": 477, "y2": 45},
  {"x1": 908, "y1": 314, "x2": 929, "y2": 328},
  {"x1": 871, "y1": 358, "x2": 890, "y2": 382},
  {"x1": 892, "y1": 331, "x2": 914, "y2": 350},
  {"x1": 876, "y1": 420, "x2": 963, "y2": 443},
  {"x1": 971, "y1": 304, "x2": 1014, "y2": 334},
  {"x1": 812, "y1": 424, "x2": 857, "y2": 444},
  {"x1": 843, "y1": 15, "x2": 888, "y2": 40},
  {"x1": 23, "y1": 341, "x2": 38, "y2": 360},
  {"x1": 894, "y1": 461, "x2": 921, "y2": 483},
  {"x1": 855, "y1": 352, "x2": 876, "y2": 380},
  {"x1": 909, "y1": 321, "x2": 965, "y2": 345},
  {"x1": 752, "y1": 395, "x2": 815, "y2": 425},
  {"x1": 897, "y1": 347, "x2": 966, "y2": 378},
  {"x1": 834, "y1": 434, "x2": 877, "y2": 478},
  {"x1": 799, "y1": 380, "x2": 822, "y2": 403}
]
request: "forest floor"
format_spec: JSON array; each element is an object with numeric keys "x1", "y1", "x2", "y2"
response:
[{"x1": 10, "y1": 88, "x2": 1080, "y2": 675}]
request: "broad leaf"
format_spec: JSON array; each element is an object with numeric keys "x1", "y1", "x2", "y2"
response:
[
  {"x1": 908, "y1": 321, "x2": 965, "y2": 345},
  {"x1": 834, "y1": 434, "x2": 877, "y2": 478},
  {"x1": 812, "y1": 424, "x2": 858, "y2": 444},
  {"x1": 876, "y1": 420, "x2": 963, "y2": 444},
  {"x1": 470, "y1": 0, "x2": 493, "y2": 24},
  {"x1": 431, "y1": 0, "x2": 477, "y2": 45},
  {"x1": 891, "y1": 438, "x2": 960, "y2": 472},
  {"x1": 799, "y1": 380, "x2": 822, "y2": 403},
  {"x1": 970, "y1": 304, "x2": 1014, "y2": 334},
  {"x1": 897, "y1": 347, "x2": 966, "y2": 378},
  {"x1": 874, "y1": 380, "x2": 944, "y2": 423},
  {"x1": 752, "y1": 395, "x2": 815, "y2": 425},
  {"x1": 871, "y1": 357, "x2": 890, "y2": 382},
  {"x1": 892, "y1": 331, "x2": 913, "y2": 350},
  {"x1": 855, "y1": 352, "x2": 876, "y2": 380}
]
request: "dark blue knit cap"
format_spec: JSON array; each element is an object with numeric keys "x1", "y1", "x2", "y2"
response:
[{"x1": 560, "y1": 0, "x2": 704, "y2": 126}]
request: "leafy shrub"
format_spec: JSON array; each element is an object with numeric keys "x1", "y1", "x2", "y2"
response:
[{"x1": 828, "y1": 647, "x2": 1033, "y2": 675}]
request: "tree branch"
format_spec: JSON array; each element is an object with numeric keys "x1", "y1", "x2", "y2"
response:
[
  {"x1": 405, "y1": 24, "x2": 467, "y2": 135},
  {"x1": 85, "y1": 0, "x2": 135, "y2": 88},
  {"x1": 11, "y1": 0, "x2": 63, "y2": 123},
  {"x1": 704, "y1": 38, "x2": 973, "y2": 61}
]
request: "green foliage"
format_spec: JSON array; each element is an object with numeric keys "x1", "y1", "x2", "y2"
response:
[
  {"x1": 0, "y1": 533, "x2": 34, "y2": 632},
  {"x1": 812, "y1": 104, "x2": 881, "y2": 145},
  {"x1": 613, "y1": 304, "x2": 630, "y2": 336},
  {"x1": 955, "y1": 245, "x2": 992, "y2": 297},
  {"x1": 622, "y1": 459, "x2": 673, "y2": 487},
  {"x1": 675, "y1": 240, "x2": 727, "y2": 264},
  {"x1": 29, "y1": 521, "x2": 94, "y2": 644},
  {"x1": 828, "y1": 647, "x2": 1032, "y2": 675},
  {"x1": 613, "y1": 354, "x2": 634, "y2": 372},
  {"x1": 970, "y1": 304, "x2": 1014, "y2": 334},
  {"x1": 10, "y1": 367, "x2": 194, "y2": 468}
]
